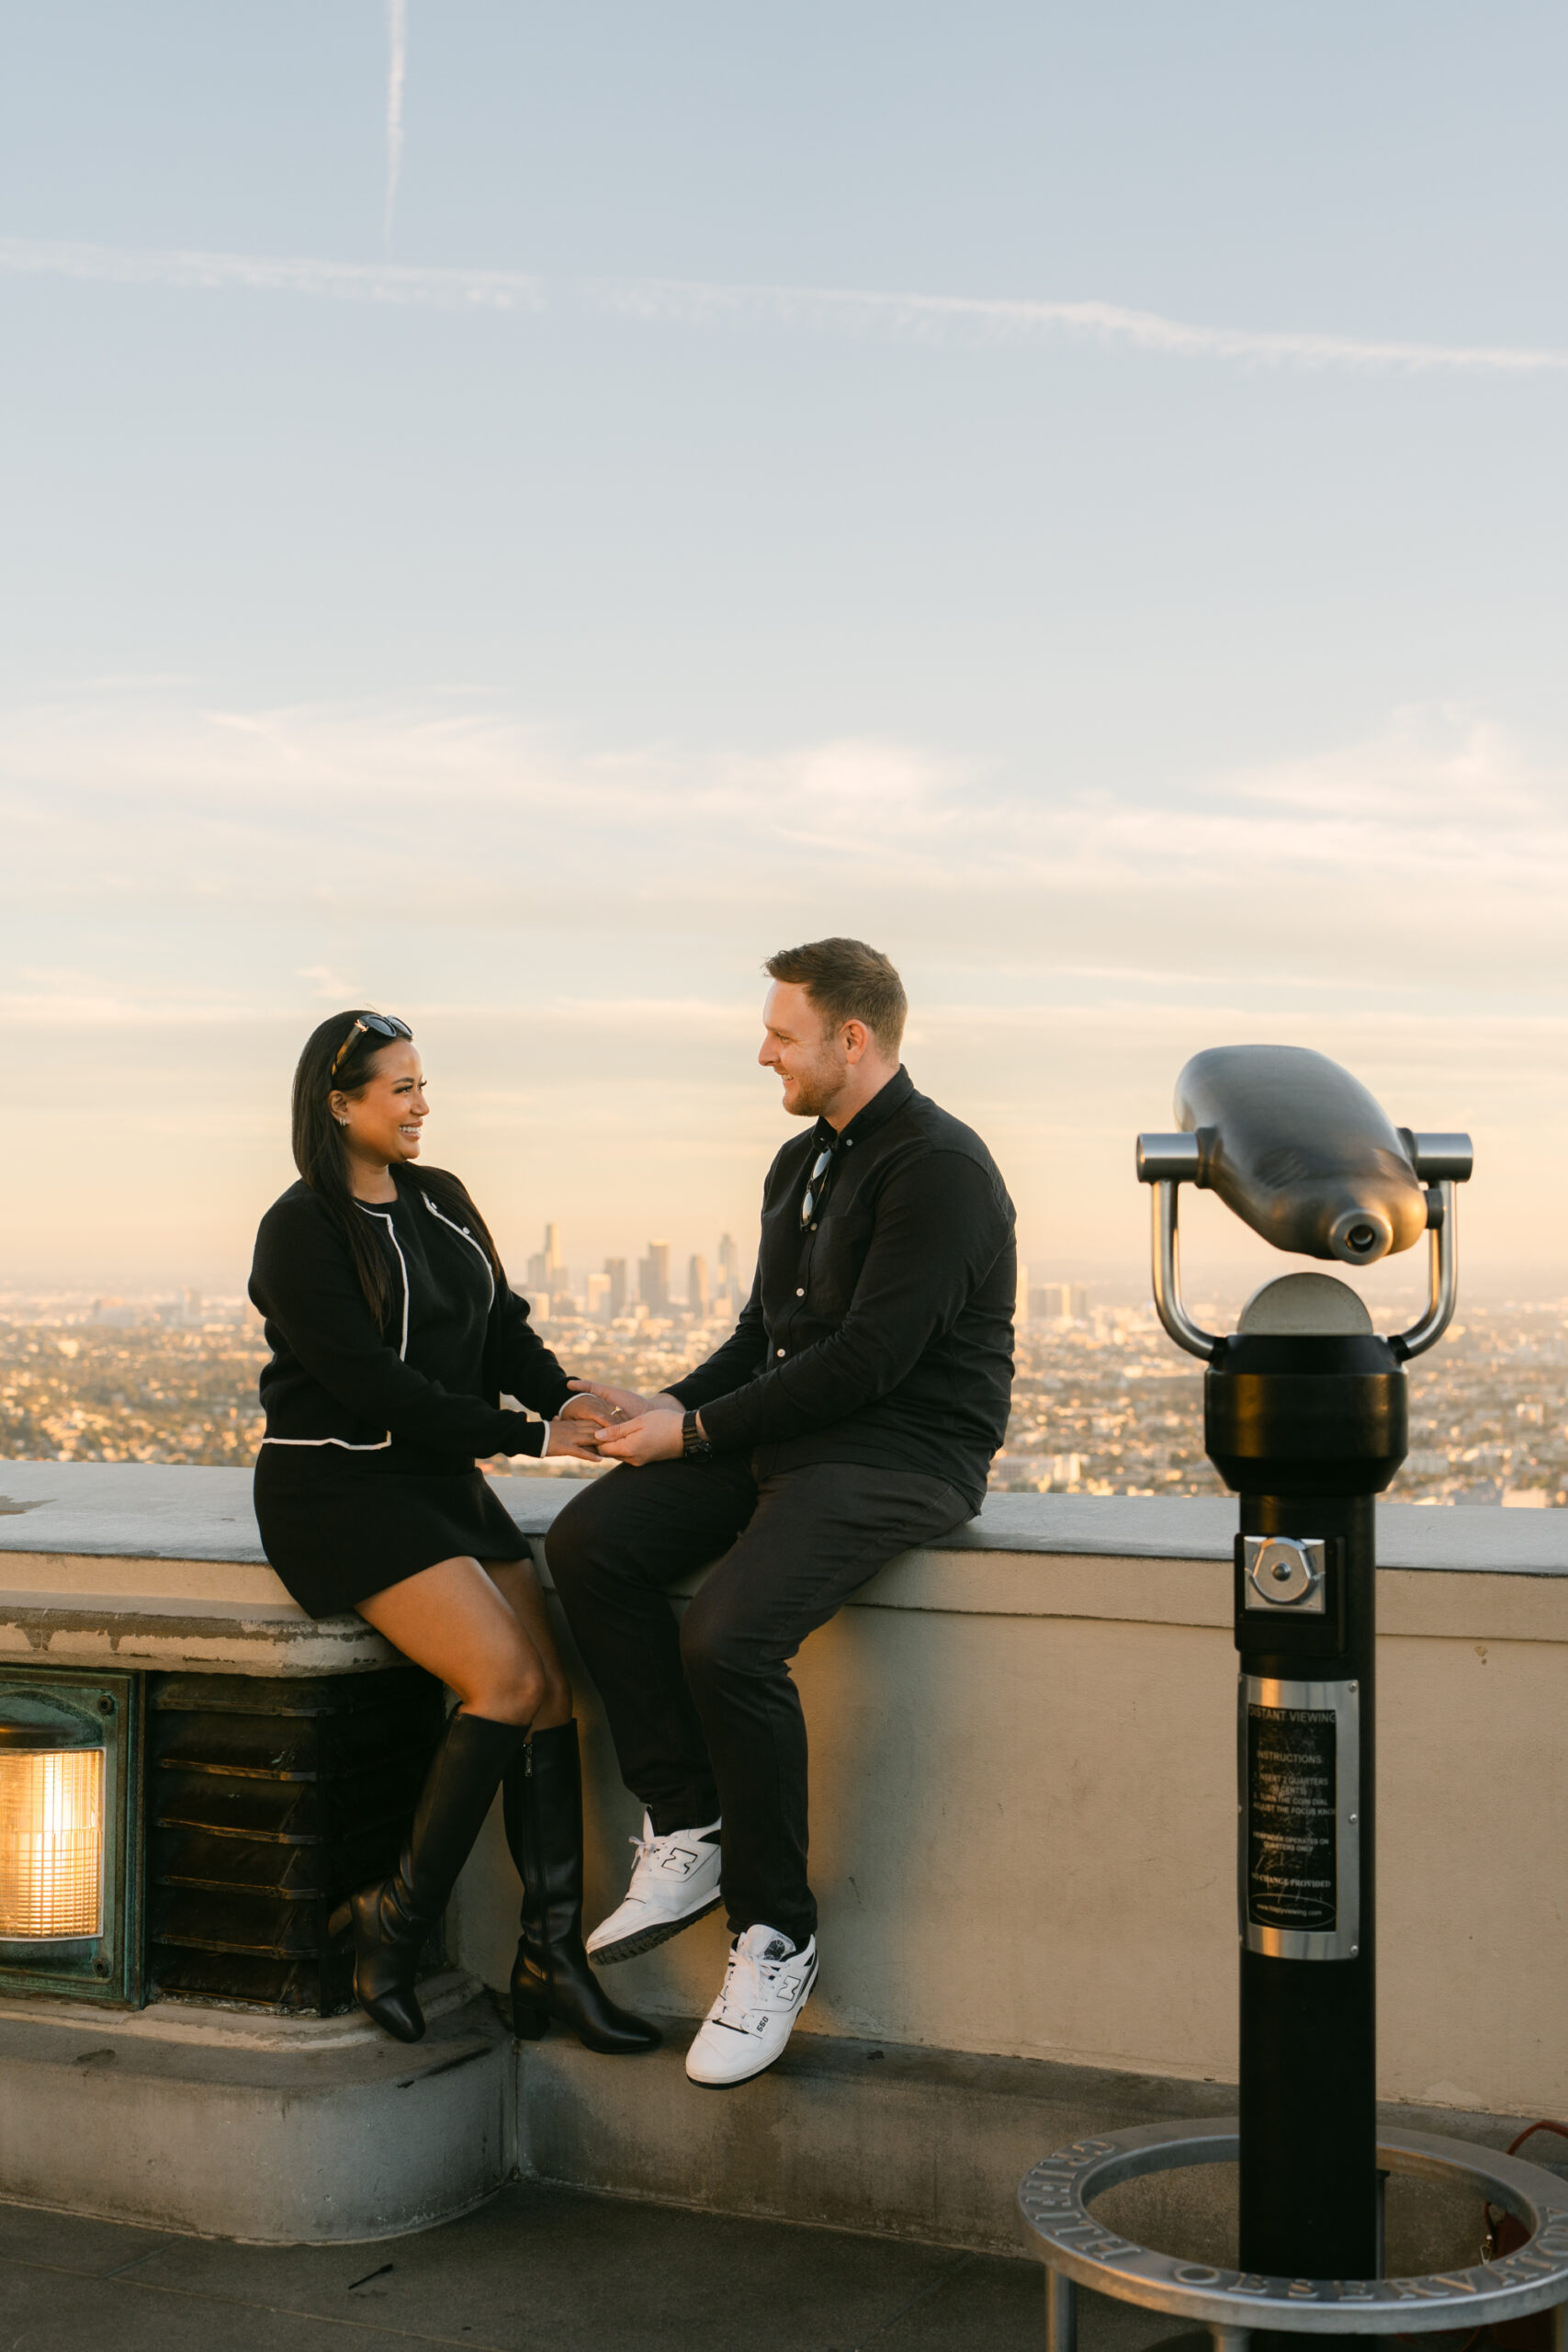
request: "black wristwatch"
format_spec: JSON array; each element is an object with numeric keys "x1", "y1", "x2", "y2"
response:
[{"x1": 682, "y1": 1409, "x2": 715, "y2": 1460}]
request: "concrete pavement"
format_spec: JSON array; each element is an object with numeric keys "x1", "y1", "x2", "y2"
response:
[{"x1": 0, "y1": 2181, "x2": 1177, "y2": 2352}]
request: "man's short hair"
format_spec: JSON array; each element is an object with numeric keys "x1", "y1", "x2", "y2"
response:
[{"x1": 764, "y1": 937, "x2": 908, "y2": 1057}]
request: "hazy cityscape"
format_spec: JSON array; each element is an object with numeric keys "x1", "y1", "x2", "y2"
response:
[{"x1": 3, "y1": 1229, "x2": 1567, "y2": 1507}]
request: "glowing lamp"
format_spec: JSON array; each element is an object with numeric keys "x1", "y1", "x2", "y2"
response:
[{"x1": 0, "y1": 1736, "x2": 105, "y2": 1939}]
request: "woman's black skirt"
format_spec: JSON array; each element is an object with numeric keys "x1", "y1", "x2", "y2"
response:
[{"x1": 253, "y1": 1445, "x2": 529, "y2": 1620}]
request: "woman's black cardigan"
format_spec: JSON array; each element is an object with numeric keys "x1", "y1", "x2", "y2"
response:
[{"x1": 249, "y1": 1178, "x2": 571, "y2": 1465}]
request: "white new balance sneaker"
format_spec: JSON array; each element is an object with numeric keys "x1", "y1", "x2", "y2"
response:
[
  {"x1": 684, "y1": 1924, "x2": 818, "y2": 2087},
  {"x1": 585, "y1": 1814, "x2": 723, "y2": 1964}
]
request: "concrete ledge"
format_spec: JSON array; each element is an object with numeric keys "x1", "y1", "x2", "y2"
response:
[
  {"x1": 0, "y1": 1463, "x2": 269, "y2": 1561},
  {"x1": 515, "y1": 2023, "x2": 1556, "y2": 2277},
  {"x1": 0, "y1": 1463, "x2": 398, "y2": 1672},
  {"x1": 4, "y1": 1463, "x2": 1562, "y2": 1675},
  {"x1": 0, "y1": 1977, "x2": 513, "y2": 2243},
  {"x1": 517, "y1": 2018, "x2": 1234, "y2": 2258},
  {"x1": 0, "y1": 1585, "x2": 392, "y2": 1675},
  {"x1": 5, "y1": 1459, "x2": 1568, "y2": 1578}
]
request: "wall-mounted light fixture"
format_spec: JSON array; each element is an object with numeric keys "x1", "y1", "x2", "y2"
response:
[
  {"x1": 0, "y1": 1669, "x2": 140, "y2": 2004},
  {"x1": 0, "y1": 1739, "x2": 105, "y2": 1937}
]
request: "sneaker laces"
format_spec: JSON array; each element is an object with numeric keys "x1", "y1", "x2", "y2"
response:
[
  {"x1": 713, "y1": 1933, "x2": 804, "y2": 2029},
  {"x1": 625, "y1": 1825, "x2": 704, "y2": 1898}
]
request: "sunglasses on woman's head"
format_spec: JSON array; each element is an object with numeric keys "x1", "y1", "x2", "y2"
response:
[{"x1": 330, "y1": 1014, "x2": 412, "y2": 1078}]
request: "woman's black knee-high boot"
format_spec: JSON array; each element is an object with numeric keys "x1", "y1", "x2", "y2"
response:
[
  {"x1": 504, "y1": 1722, "x2": 660, "y2": 2054},
  {"x1": 330, "y1": 1709, "x2": 525, "y2": 2045}
]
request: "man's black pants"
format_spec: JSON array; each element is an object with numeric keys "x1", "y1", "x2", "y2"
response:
[{"x1": 545, "y1": 1456, "x2": 971, "y2": 1947}]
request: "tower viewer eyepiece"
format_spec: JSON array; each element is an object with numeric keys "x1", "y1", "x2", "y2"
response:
[{"x1": 1331, "y1": 1210, "x2": 1391, "y2": 1261}]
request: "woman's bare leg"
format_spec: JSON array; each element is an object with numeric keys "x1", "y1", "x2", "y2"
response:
[
  {"x1": 483, "y1": 1555, "x2": 573, "y2": 1729},
  {"x1": 357, "y1": 1555, "x2": 547, "y2": 1724}
]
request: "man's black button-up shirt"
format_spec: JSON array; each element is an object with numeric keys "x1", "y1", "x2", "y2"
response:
[{"x1": 668, "y1": 1067, "x2": 1015, "y2": 1510}]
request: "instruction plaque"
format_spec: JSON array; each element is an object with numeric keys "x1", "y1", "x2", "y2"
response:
[{"x1": 1239, "y1": 1675, "x2": 1359, "y2": 1962}]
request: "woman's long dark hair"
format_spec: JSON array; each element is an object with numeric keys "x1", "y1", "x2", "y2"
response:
[{"x1": 290, "y1": 1012, "x2": 502, "y2": 1327}]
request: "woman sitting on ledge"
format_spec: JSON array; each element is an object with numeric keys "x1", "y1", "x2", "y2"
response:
[{"x1": 249, "y1": 1010, "x2": 655, "y2": 2058}]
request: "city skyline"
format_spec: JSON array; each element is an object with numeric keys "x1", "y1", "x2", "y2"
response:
[
  {"x1": 520, "y1": 1224, "x2": 746, "y2": 1320},
  {"x1": 7, "y1": 1291, "x2": 1564, "y2": 1512}
]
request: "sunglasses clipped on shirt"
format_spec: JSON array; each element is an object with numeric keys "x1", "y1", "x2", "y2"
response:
[
  {"x1": 801, "y1": 1137, "x2": 836, "y2": 1228},
  {"x1": 330, "y1": 1013, "x2": 412, "y2": 1078}
]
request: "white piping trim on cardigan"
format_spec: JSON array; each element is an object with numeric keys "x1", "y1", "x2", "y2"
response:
[
  {"x1": 258, "y1": 1197, "x2": 412, "y2": 1453},
  {"x1": 258, "y1": 1194, "x2": 535, "y2": 1455},
  {"x1": 419, "y1": 1193, "x2": 556, "y2": 1453},
  {"x1": 418, "y1": 1191, "x2": 496, "y2": 1307},
  {"x1": 259, "y1": 1434, "x2": 394, "y2": 1451},
  {"x1": 355, "y1": 1201, "x2": 412, "y2": 1357}
]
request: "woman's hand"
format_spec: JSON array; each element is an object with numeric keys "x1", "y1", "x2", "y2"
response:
[
  {"x1": 559, "y1": 1391, "x2": 615, "y2": 1424},
  {"x1": 592, "y1": 1408, "x2": 687, "y2": 1467},
  {"x1": 567, "y1": 1379, "x2": 671, "y2": 1422},
  {"x1": 547, "y1": 1412, "x2": 611, "y2": 1463}
]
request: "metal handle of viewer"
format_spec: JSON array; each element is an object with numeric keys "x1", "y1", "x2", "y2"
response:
[
  {"x1": 1389, "y1": 1135, "x2": 1472, "y2": 1361},
  {"x1": 1152, "y1": 1182, "x2": 1222, "y2": 1361},
  {"x1": 1136, "y1": 1132, "x2": 1203, "y2": 1185},
  {"x1": 1400, "y1": 1130, "x2": 1474, "y2": 1185},
  {"x1": 1138, "y1": 1136, "x2": 1221, "y2": 1361},
  {"x1": 1389, "y1": 1180, "x2": 1458, "y2": 1363},
  {"x1": 1137, "y1": 1127, "x2": 1471, "y2": 1362}
]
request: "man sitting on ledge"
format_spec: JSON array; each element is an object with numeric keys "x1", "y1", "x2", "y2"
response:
[{"x1": 547, "y1": 936, "x2": 1016, "y2": 2086}]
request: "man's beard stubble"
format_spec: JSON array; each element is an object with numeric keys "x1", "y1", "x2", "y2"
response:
[{"x1": 783, "y1": 1055, "x2": 840, "y2": 1121}]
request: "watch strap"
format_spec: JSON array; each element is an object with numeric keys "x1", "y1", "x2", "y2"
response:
[{"x1": 682, "y1": 1409, "x2": 714, "y2": 1459}]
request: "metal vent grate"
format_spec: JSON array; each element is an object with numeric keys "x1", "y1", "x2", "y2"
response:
[{"x1": 147, "y1": 1668, "x2": 444, "y2": 2014}]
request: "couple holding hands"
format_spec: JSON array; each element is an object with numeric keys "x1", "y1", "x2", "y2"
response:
[{"x1": 249, "y1": 937, "x2": 1016, "y2": 2087}]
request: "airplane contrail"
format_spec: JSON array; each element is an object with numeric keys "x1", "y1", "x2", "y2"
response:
[
  {"x1": 384, "y1": 0, "x2": 407, "y2": 255},
  {"x1": 2, "y1": 234, "x2": 1566, "y2": 378},
  {"x1": 0, "y1": 237, "x2": 544, "y2": 311},
  {"x1": 587, "y1": 275, "x2": 1568, "y2": 376}
]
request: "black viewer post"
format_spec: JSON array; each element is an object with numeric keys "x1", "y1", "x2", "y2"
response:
[{"x1": 1138, "y1": 1044, "x2": 1472, "y2": 2283}]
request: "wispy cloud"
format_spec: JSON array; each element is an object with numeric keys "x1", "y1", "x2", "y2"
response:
[
  {"x1": 3, "y1": 692, "x2": 1566, "y2": 993},
  {"x1": 1222, "y1": 709, "x2": 1547, "y2": 819},
  {"x1": 587, "y1": 277, "x2": 1568, "y2": 379},
  {"x1": 297, "y1": 963, "x2": 355, "y2": 1001},
  {"x1": 3, "y1": 234, "x2": 1566, "y2": 377},
  {"x1": 0, "y1": 237, "x2": 544, "y2": 312},
  {"x1": 3, "y1": 687, "x2": 1563, "y2": 1273},
  {"x1": 384, "y1": 0, "x2": 407, "y2": 257}
]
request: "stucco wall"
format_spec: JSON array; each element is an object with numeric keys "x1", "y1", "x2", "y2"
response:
[{"x1": 452, "y1": 1488, "x2": 1568, "y2": 2119}]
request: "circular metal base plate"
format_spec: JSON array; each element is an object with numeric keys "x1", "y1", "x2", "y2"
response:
[{"x1": 1018, "y1": 2119, "x2": 1568, "y2": 2337}]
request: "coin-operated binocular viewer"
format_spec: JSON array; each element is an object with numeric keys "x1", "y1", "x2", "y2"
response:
[
  {"x1": 1017, "y1": 1047, "x2": 1568, "y2": 2350},
  {"x1": 1141, "y1": 1046, "x2": 1469, "y2": 2288}
]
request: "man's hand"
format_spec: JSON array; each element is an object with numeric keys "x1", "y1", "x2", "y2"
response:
[
  {"x1": 592, "y1": 1408, "x2": 687, "y2": 1467},
  {"x1": 547, "y1": 1411, "x2": 611, "y2": 1463}
]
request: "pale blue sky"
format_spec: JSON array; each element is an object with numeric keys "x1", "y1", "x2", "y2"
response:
[{"x1": 3, "y1": 5, "x2": 1566, "y2": 1301}]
